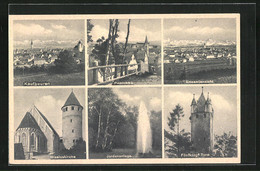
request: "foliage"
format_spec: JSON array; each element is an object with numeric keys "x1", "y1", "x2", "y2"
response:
[
  {"x1": 50, "y1": 50, "x2": 78, "y2": 74},
  {"x1": 150, "y1": 110, "x2": 162, "y2": 150},
  {"x1": 165, "y1": 104, "x2": 192, "y2": 158},
  {"x1": 87, "y1": 19, "x2": 94, "y2": 43},
  {"x1": 57, "y1": 138, "x2": 86, "y2": 159},
  {"x1": 14, "y1": 65, "x2": 47, "y2": 75},
  {"x1": 91, "y1": 37, "x2": 109, "y2": 66},
  {"x1": 213, "y1": 132, "x2": 237, "y2": 157},
  {"x1": 88, "y1": 88, "x2": 126, "y2": 152}
]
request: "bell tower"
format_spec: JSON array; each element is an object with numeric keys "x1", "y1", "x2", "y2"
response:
[
  {"x1": 61, "y1": 90, "x2": 83, "y2": 149},
  {"x1": 190, "y1": 87, "x2": 214, "y2": 154}
]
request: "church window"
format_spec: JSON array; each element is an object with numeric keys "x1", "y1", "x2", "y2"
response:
[
  {"x1": 73, "y1": 139, "x2": 75, "y2": 143},
  {"x1": 196, "y1": 114, "x2": 198, "y2": 118},
  {"x1": 70, "y1": 119, "x2": 72, "y2": 123},
  {"x1": 71, "y1": 106, "x2": 74, "y2": 110},
  {"x1": 30, "y1": 133, "x2": 35, "y2": 149},
  {"x1": 72, "y1": 129, "x2": 74, "y2": 133},
  {"x1": 78, "y1": 107, "x2": 80, "y2": 111},
  {"x1": 65, "y1": 107, "x2": 68, "y2": 111},
  {"x1": 22, "y1": 133, "x2": 26, "y2": 146}
]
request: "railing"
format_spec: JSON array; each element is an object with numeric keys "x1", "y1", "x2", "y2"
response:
[{"x1": 88, "y1": 63, "x2": 141, "y2": 85}]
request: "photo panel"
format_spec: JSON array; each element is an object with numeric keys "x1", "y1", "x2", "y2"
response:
[
  {"x1": 163, "y1": 17, "x2": 238, "y2": 84},
  {"x1": 88, "y1": 87, "x2": 162, "y2": 159},
  {"x1": 164, "y1": 86, "x2": 239, "y2": 159},
  {"x1": 13, "y1": 88, "x2": 86, "y2": 160},
  {"x1": 87, "y1": 19, "x2": 162, "y2": 86},
  {"x1": 12, "y1": 19, "x2": 85, "y2": 86}
]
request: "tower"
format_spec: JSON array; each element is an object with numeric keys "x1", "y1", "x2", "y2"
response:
[
  {"x1": 30, "y1": 39, "x2": 33, "y2": 50},
  {"x1": 61, "y1": 90, "x2": 83, "y2": 149},
  {"x1": 190, "y1": 87, "x2": 214, "y2": 154},
  {"x1": 144, "y1": 35, "x2": 149, "y2": 57}
]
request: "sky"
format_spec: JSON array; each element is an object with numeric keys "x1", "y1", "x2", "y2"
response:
[
  {"x1": 164, "y1": 86, "x2": 238, "y2": 136},
  {"x1": 89, "y1": 19, "x2": 161, "y2": 44},
  {"x1": 13, "y1": 20, "x2": 84, "y2": 49},
  {"x1": 14, "y1": 88, "x2": 85, "y2": 139},
  {"x1": 112, "y1": 87, "x2": 162, "y2": 113},
  {"x1": 164, "y1": 18, "x2": 237, "y2": 41}
]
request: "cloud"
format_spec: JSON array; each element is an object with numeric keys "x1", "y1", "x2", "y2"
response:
[
  {"x1": 51, "y1": 24, "x2": 67, "y2": 30},
  {"x1": 14, "y1": 23, "x2": 53, "y2": 36},
  {"x1": 35, "y1": 95, "x2": 63, "y2": 136},
  {"x1": 91, "y1": 24, "x2": 109, "y2": 42},
  {"x1": 91, "y1": 24, "x2": 161, "y2": 43},
  {"x1": 149, "y1": 97, "x2": 161, "y2": 111}
]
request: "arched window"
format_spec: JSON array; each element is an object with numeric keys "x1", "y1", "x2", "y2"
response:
[
  {"x1": 71, "y1": 106, "x2": 74, "y2": 110},
  {"x1": 22, "y1": 133, "x2": 26, "y2": 146},
  {"x1": 30, "y1": 133, "x2": 35, "y2": 149}
]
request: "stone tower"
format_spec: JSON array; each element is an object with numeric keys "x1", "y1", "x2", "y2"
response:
[
  {"x1": 144, "y1": 35, "x2": 149, "y2": 57},
  {"x1": 61, "y1": 91, "x2": 83, "y2": 149},
  {"x1": 190, "y1": 87, "x2": 214, "y2": 154}
]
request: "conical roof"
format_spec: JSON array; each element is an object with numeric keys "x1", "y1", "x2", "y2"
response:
[
  {"x1": 17, "y1": 112, "x2": 41, "y2": 131},
  {"x1": 191, "y1": 94, "x2": 197, "y2": 105},
  {"x1": 197, "y1": 92, "x2": 206, "y2": 112},
  {"x1": 62, "y1": 91, "x2": 82, "y2": 108}
]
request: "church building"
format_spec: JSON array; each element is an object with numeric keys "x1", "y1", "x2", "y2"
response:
[
  {"x1": 14, "y1": 91, "x2": 83, "y2": 159},
  {"x1": 190, "y1": 87, "x2": 214, "y2": 154}
]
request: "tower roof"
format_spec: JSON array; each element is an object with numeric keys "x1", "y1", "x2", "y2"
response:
[
  {"x1": 191, "y1": 94, "x2": 197, "y2": 105},
  {"x1": 63, "y1": 91, "x2": 82, "y2": 108},
  {"x1": 17, "y1": 112, "x2": 41, "y2": 131},
  {"x1": 196, "y1": 88, "x2": 206, "y2": 112}
]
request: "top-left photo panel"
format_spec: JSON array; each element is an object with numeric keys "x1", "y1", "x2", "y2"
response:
[{"x1": 11, "y1": 19, "x2": 85, "y2": 86}]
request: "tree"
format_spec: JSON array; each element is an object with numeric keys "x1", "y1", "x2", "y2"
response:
[
  {"x1": 87, "y1": 19, "x2": 94, "y2": 43},
  {"x1": 88, "y1": 88, "x2": 126, "y2": 152},
  {"x1": 164, "y1": 104, "x2": 192, "y2": 158},
  {"x1": 214, "y1": 132, "x2": 237, "y2": 157},
  {"x1": 51, "y1": 50, "x2": 78, "y2": 74}
]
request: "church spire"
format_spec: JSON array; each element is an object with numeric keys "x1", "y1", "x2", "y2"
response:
[{"x1": 145, "y1": 35, "x2": 148, "y2": 44}]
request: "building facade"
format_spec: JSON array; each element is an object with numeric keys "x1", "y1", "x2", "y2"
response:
[{"x1": 190, "y1": 87, "x2": 214, "y2": 154}]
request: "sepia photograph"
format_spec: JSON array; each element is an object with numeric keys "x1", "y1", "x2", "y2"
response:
[
  {"x1": 12, "y1": 20, "x2": 85, "y2": 86},
  {"x1": 164, "y1": 86, "x2": 238, "y2": 158},
  {"x1": 88, "y1": 87, "x2": 162, "y2": 158},
  {"x1": 13, "y1": 88, "x2": 86, "y2": 160},
  {"x1": 87, "y1": 19, "x2": 161, "y2": 85},
  {"x1": 164, "y1": 18, "x2": 238, "y2": 84}
]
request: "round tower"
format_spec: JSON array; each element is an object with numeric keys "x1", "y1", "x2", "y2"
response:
[{"x1": 61, "y1": 91, "x2": 83, "y2": 149}]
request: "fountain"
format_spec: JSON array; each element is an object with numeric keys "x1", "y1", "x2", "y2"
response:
[{"x1": 137, "y1": 101, "x2": 153, "y2": 157}]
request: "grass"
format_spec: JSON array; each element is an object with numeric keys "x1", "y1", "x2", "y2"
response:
[
  {"x1": 165, "y1": 68, "x2": 236, "y2": 84},
  {"x1": 14, "y1": 71, "x2": 85, "y2": 86},
  {"x1": 89, "y1": 148, "x2": 162, "y2": 159}
]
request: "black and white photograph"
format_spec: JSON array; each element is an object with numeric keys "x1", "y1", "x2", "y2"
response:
[
  {"x1": 88, "y1": 87, "x2": 162, "y2": 158},
  {"x1": 164, "y1": 86, "x2": 238, "y2": 158},
  {"x1": 13, "y1": 88, "x2": 86, "y2": 160},
  {"x1": 12, "y1": 20, "x2": 85, "y2": 86},
  {"x1": 164, "y1": 17, "x2": 238, "y2": 84},
  {"x1": 87, "y1": 19, "x2": 161, "y2": 85}
]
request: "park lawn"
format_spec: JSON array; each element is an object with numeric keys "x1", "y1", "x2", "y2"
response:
[
  {"x1": 89, "y1": 148, "x2": 162, "y2": 159},
  {"x1": 14, "y1": 71, "x2": 85, "y2": 86}
]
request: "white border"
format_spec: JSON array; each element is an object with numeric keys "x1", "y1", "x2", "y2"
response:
[{"x1": 9, "y1": 13, "x2": 240, "y2": 165}]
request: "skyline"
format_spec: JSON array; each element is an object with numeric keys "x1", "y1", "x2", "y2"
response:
[
  {"x1": 164, "y1": 18, "x2": 237, "y2": 42},
  {"x1": 13, "y1": 20, "x2": 85, "y2": 49}
]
